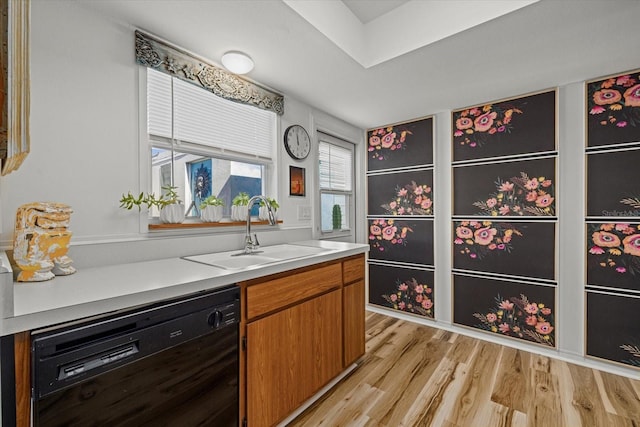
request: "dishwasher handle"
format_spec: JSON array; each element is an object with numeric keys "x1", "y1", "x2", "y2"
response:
[{"x1": 56, "y1": 342, "x2": 139, "y2": 381}]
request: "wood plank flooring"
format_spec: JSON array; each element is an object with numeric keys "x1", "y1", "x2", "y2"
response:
[{"x1": 288, "y1": 312, "x2": 640, "y2": 427}]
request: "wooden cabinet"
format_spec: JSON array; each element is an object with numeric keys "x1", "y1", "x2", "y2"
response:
[
  {"x1": 342, "y1": 255, "x2": 366, "y2": 366},
  {"x1": 241, "y1": 254, "x2": 366, "y2": 427},
  {"x1": 246, "y1": 290, "x2": 342, "y2": 427},
  {"x1": 343, "y1": 279, "x2": 365, "y2": 366}
]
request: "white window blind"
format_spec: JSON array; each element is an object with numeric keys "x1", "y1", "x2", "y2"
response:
[
  {"x1": 147, "y1": 68, "x2": 275, "y2": 160},
  {"x1": 319, "y1": 141, "x2": 353, "y2": 191}
]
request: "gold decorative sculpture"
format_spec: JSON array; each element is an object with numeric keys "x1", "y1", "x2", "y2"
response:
[{"x1": 13, "y1": 202, "x2": 75, "y2": 282}]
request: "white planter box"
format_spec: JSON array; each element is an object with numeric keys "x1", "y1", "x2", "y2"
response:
[
  {"x1": 201, "y1": 205, "x2": 223, "y2": 222},
  {"x1": 159, "y1": 204, "x2": 185, "y2": 224}
]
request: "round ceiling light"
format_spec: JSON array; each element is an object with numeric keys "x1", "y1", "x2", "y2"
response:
[{"x1": 221, "y1": 51, "x2": 254, "y2": 75}]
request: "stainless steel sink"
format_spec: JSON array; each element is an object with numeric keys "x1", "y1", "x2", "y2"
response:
[
  {"x1": 258, "y1": 244, "x2": 331, "y2": 259},
  {"x1": 183, "y1": 253, "x2": 279, "y2": 270},
  {"x1": 182, "y1": 244, "x2": 333, "y2": 270}
]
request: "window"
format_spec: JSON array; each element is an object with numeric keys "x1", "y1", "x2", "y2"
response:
[
  {"x1": 318, "y1": 133, "x2": 354, "y2": 234},
  {"x1": 146, "y1": 69, "x2": 276, "y2": 219}
]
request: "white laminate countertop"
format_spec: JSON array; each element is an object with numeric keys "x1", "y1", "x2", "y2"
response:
[{"x1": 1, "y1": 240, "x2": 368, "y2": 335}]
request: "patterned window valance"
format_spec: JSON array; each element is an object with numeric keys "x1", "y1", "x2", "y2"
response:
[{"x1": 135, "y1": 30, "x2": 284, "y2": 115}]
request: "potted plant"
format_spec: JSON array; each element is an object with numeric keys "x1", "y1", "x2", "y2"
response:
[
  {"x1": 259, "y1": 197, "x2": 279, "y2": 221},
  {"x1": 157, "y1": 186, "x2": 184, "y2": 224},
  {"x1": 332, "y1": 204, "x2": 342, "y2": 230},
  {"x1": 199, "y1": 195, "x2": 225, "y2": 223},
  {"x1": 231, "y1": 192, "x2": 250, "y2": 221},
  {"x1": 119, "y1": 191, "x2": 149, "y2": 211},
  {"x1": 119, "y1": 186, "x2": 184, "y2": 224}
]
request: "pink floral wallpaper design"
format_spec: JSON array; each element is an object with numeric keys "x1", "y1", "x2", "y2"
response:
[
  {"x1": 452, "y1": 91, "x2": 556, "y2": 162},
  {"x1": 587, "y1": 70, "x2": 640, "y2": 147},
  {"x1": 381, "y1": 181, "x2": 433, "y2": 216},
  {"x1": 382, "y1": 277, "x2": 434, "y2": 318},
  {"x1": 473, "y1": 293, "x2": 555, "y2": 347},
  {"x1": 368, "y1": 126, "x2": 411, "y2": 161},
  {"x1": 453, "y1": 156, "x2": 556, "y2": 217},
  {"x1": 368, "y1": 264, "x2": 434, "y2": 319},
  {"x1": 473, "y1": 172, "x2": 555, "y2": 216},
  {"x1": 367, "y1": 117, "x2": 433, "y2": 171},
  {"x1": 453, "y1": 104, "x2": 522, "y2": 148},
  {"x1": 454, "y1": 220, "x2": 523, "y2": 260},
  {"x1": 454, "y1": 221, "x2": 556, "y2": 280},
  {"x1": 588, "y1": 223, "x2": 640, "y2": 276},
  {"x1": 589, "y1": 73, "x2": 640, "y2": 129},
  {"x1": 369, "y1": 219, "x2": 412, "y2": 252}
]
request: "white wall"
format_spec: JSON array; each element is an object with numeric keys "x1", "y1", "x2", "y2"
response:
[
  {"x1": 0, "y1": 1, "x2": 364, "y2": 267},
  {"x1": 2, "y1": 0, "x2": 638, "y2": 380}
]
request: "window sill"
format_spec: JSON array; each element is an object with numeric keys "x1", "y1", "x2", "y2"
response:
[{"x1": 148, "y1": 219, "x2": 283, "y2": 231}]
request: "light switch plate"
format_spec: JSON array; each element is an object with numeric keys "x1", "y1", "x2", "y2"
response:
[{"x1": 297, "y1": 205, "x2": 311, "y2": 220}]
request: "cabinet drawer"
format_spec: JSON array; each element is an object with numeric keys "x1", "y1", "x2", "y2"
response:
[
  {"x1": 246, "y1": 263, "x2": 342, "y2": 319},
  {"x1": 342, "y1": 255, "x2": 365, "y2": 284}
]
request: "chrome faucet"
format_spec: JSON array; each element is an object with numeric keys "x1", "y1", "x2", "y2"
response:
[{"x1": 243, "y1": 195, "x2": 277, "y2": 254}]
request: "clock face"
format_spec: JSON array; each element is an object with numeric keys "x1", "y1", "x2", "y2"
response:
[{"x1": 285, "y1": 125, "x2": 311, "y2": 160}]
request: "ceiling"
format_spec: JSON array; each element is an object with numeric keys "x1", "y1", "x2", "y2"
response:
[
  {"x1": 283, "y1": 0, "x2": 537, "y2": 68},
  {"x1": 78, "y1": 0, "x2": 640, "y2": 130},
  {"x1": 343, "y1": 0, "x2": 409, "y2": 24}
]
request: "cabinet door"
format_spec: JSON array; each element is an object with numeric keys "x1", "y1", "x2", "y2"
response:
[
  {"x1": 343, "y1": 279, "x2": 365, "y2": 366},
  {"x1": 246, "y1": 290, "x2": 342, "y2": 427}
]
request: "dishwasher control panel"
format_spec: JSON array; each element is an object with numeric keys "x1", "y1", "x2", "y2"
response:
[{"x1": 31, "y1": 285, "x2": 240, "y2": 399}]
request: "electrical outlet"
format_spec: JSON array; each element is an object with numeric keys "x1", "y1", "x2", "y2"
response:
[{"x1": 297, "y1": 205, "x2": 312, "y2": 220}]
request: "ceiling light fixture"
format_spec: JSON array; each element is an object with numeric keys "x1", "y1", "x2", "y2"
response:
[{"x1": 221, "y1": 51, "x2": 254, "y2": 74}]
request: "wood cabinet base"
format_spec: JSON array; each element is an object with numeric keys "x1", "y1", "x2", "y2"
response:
[{"x1": 242, "y1": 254, "x2": 366, "y2": 427}]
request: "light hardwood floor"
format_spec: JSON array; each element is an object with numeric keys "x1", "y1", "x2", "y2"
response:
[{"x1": 289, "y1": 312, "x2": 640, "y2": 427}]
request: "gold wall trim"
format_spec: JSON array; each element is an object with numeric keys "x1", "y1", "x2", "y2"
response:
[
  {"x1": 1, "y1": 0, "x2": 31, "y2": 176},
  {"x1": 135, "y1": 30, "x2": 284, "y2": 116}
]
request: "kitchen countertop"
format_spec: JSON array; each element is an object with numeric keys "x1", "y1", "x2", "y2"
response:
[{"x1": 0, "y1": 240, "x2": 368, "y2": 335}]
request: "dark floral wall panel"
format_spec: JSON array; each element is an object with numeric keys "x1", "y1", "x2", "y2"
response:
[
  {"x1": 367, "y1": 117, "x2": 434, "y2": 171},
  {"x1": 586, "y1": 149, "x2": 640, "y2": 217},
  {"x1": 452, "y1": 90, "x2": 556, "y2": 162},
  {"x1": 366, "y1": 116, "x2": 434, "y2": 318},
  {"x1": 451, "y1": 88, "x2": 558, "y2": 347},
  {"x1": 367, "y1": 169, "x2": 433, "y2": 216},
  {"x1": 368, "y1": 263, "x2": 434, "y2": 318},
  {"x1": 368, "y1": 219, "x2": 433, "y2": 266},
  {"x1": 453, "y1": 157, "x2": 556, "y2": 217},
  {"x1": 586, "y1": 292, "x2": 640, "y2": 368},
  {"x1": 453, "y1": 221, "x2": 556, "y2": 280},
  {"x1": 587, "y1": 70, "x2": 640, "y2": 147},
  {"x1": 585, "y1": 69, "x2": 640, "y2": 371},
  {"x1": 453, "y1": 274, "x2": 556, "y2": 347},
  {"x1": 587, "y1": 222, "x2": 640, "y2": 291}
]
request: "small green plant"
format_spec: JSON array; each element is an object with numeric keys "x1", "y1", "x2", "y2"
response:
[
  {"x1": 259, "y1": 197, "x2": 279, "y2": 210},
  {"x1": 119, "y1": 191, "x2": 147, "y2": 211},
  {"x1": 119, "y1": 186, "x2": 182, "y2": 211},
  {"x1": 159, "y1": 186, "x2": 181, "y2": 206},
  {"x1": 199, "y1": 195, "x2": 225, "y2": 209},
  {"x1": 232, "y1": 192, "x2": 251, "y2": 206},
  {"x1": 332, "y1": 204, "x2": 342, "y2": 230}
]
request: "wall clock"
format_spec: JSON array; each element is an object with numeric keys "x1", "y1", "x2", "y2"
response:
[{"x1": 284, "y1": 125, "x2": 311, "y2": 160}]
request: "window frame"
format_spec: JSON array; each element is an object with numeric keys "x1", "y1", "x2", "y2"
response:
[
  {"x1": 317, "y1": 132, "x2": 355, "y2": 239},
  {"x1": 138, "y1": 68, "x2": 277, "y2": 231}
]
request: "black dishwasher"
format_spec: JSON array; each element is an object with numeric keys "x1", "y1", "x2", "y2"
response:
[{"x1": 31, "y1": 285, "x2": 239, "y2": 427}]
